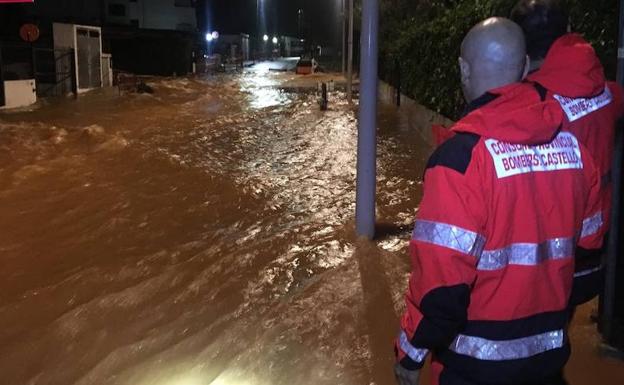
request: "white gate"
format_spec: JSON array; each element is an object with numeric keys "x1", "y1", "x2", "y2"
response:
[{"x1": 76, "y1": 27, "x2": 101, "y2": 90}]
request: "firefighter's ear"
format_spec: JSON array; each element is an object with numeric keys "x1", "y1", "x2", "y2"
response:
[
  {"x1": 521, "y1": 54, "x2": 530, "y2": 80},
  {"x1": 459, "y1": 57, "x2": 470, "y2": 83}
]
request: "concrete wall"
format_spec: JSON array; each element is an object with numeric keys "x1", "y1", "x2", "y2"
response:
[
  {"x1": 102, "y1": 54, "x2": 113, "y2": 87},
  {"x1": 53, "y1": 23, "x2": 75, "y2": 50},
  {"x1": 1, "y1": 80, "x2": 37, "y2": 109},
  {"x1": 378, "y1": 80, "x2": 454, "y2": 148}
]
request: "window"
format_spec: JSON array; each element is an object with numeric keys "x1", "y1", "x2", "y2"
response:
[{"x1": 108, "y1": 3, "x2": 126, "y2": 17}]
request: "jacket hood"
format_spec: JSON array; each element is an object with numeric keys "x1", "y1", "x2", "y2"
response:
[
  {"x1": 529, "y1": 33, "x2": 606, "y2": 97},
  {"x1": 453, "y1": 82, "x2": 563, "y2": 145}
]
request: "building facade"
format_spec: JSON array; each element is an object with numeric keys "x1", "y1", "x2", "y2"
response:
[
  {"x1": 0, "y1": 0, "x2": 200, "y2": 90},
  {"x1": 104, "y1": 0, "x2": 197, "y2": 32}
]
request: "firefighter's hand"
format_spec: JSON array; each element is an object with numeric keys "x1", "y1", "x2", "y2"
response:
[{"x1": 394, "y1": 363, "x2": 420, "y2": 385}]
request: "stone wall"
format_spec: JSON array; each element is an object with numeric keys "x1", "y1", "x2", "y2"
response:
[{"x1": 378, "y1": 80, "x2": 454, "y2": 149}]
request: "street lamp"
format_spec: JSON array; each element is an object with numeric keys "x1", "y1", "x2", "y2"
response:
[
  {"x1": 206, "y1": 31, "x2": 219, "y2": 56},
  {"x1": 206, "y1": 31, "x2": 219, "y2": 42}
]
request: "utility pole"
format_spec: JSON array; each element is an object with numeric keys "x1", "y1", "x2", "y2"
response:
[
  {"x1": 601, "y1": 0, "x2": 624, "y2": 348},
  {"x1": 355, "y1": 0, "x2": 378, "y2": 239},
  {"x1": 346, "y1": 0, "x2": 354, "y2": 103},
  {"x1": 0, "y1": 42, "x2": 5, "y2": 107}
]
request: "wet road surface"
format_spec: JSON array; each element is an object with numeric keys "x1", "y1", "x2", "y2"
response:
[{"x1": 0, "y1": 64, "x2": 622, "y2": 385}]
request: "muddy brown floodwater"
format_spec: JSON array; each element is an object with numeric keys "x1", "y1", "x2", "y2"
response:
[
  {"x1": 0, "y1": 64, "x2": 622, "y2": 385},
  {"x1": 0, "y1": 65, "x2": 428, "y2": 385}
]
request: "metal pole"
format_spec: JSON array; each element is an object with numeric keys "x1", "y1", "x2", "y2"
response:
[
  {"x1": 355, "y1": 0, "x2": 378, "y2": 239},
  {"x1": 602, "y1": 0, "x2": 624, "y2": 344},
  {"x1": 347, "y1": 0, "x2": 354, "y2": 103},
  {"x1": 396, "y1": 58, "x2": 401, "y2": 107},
  {"x1": 342, "y1": 0, "x2": 346, "y2": 74},
  {"x1": 0, "y1": 42, "x2": 5, "y2": 107}
]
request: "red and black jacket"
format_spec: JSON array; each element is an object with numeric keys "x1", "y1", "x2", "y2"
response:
[
  {"x1": 396, "y1": 82, "x2": 604, "y2": 385},
  {"x1": 529, "y1": 33, "x2": 624, "y2": 305}
]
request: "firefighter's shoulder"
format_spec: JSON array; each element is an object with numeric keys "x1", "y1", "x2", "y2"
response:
[{"x1": 426, "y1": 132, "x2": 481, "y2": 175}]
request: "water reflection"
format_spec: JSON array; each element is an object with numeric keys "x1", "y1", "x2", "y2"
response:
[{"x1": 241, "y1": 61, "x2": 295, "y2": 109}]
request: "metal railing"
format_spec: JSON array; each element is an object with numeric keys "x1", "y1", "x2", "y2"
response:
[
  {"x1": 0, "y1": 42, "x2": 76, "y2": 98},
  {"x1": 33, "y1": 47, "x2": 76, "y2": 97}
]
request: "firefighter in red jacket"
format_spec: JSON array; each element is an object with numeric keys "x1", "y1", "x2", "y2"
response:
[
  {"x1": 394, "y1": 18, "x2": 604, "y2": 385},
  {"x1": 511, "y1": 0, "x2": 624, "y2": 307}
]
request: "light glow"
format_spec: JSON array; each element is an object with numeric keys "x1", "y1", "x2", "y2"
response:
[{"x1": 206, "y1": 31, "x2": 219, "y2": 42}]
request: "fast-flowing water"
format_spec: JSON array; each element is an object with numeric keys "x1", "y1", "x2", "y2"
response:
[
  {"x1": 0, "y1": 65, "x2": 429, "y2": 385},
  {"x1": 1, "y1": 64, "x2": 621, "y2": 385}
]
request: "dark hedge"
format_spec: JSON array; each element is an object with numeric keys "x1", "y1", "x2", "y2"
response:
[{"x1": 378, "y1": 0, "x2": 619, "y2": 119}]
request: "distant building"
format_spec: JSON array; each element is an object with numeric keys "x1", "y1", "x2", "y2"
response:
[
  {"x1": 3, "y1": 0, "x2": 198, "y2": 33},
  {"x1": 103, "y1": 0, "x2": 200, "y2": 76},
  {"x1": 103, "y1": 0, "x2": 197, "y2": 32},
  {"x1": 213, "y1": 34, "x2": 250, "y2": 62},
  {"x1": 0, "y1": 0, "x2": 200, "y2": 85},
  {"x1": 280, "y1": 36, "x2": 305, "y2": 58}
]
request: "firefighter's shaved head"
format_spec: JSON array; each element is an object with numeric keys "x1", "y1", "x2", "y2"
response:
[{"x1": 460, "y1": 17, "x2": 530, "y2": 103}]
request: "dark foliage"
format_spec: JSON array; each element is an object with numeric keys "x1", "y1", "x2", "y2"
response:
[{"x1": 379, "y1": 0, "x2": 618, "y2": 119}]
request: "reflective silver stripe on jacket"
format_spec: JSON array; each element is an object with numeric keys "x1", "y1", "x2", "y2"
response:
[
  {"x1": 412, "y1": 220, "x2": 486, "y2": 257},
  {"x1": 399, "y1": 330, "x2": 429, "y2": 363},
  {"x1": 449, "y1": 330, "x2": 564, "y2": 361},
  {"x1": 574, "y1": 265, "x2": 603, "y2": 278},
  {"x1": 477, "y1": 237, "x2": 574, "y2": 271},
  {"x1": 581, "y1": 212, "x2": 603, "y2": 238}
]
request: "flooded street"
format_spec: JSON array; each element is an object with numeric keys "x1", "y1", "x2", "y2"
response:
[
  {"x1": 0, "y1": 65, "x2": 428, "y2": 385},
  {"x1": 1, "y1": 64, "x2": 622, "y2": 385}
]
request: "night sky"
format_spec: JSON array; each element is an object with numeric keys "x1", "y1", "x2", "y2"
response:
[{"x1": 199, "y1": 0, "x2": 343, "y2": 45}]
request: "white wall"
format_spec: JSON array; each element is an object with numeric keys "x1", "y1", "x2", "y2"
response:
[
  {"x1": 53, "y1": 23, "x2": 76, "y2": 50},
  {"x1": 2, "y1": 80, "x2": 37, "y2": 109},
  {"x1": 53, "y1": 23, "x2": 104, "y2": 93},
  {"x1": 101, "y1": 54, "x2": 113, "y2": 87}
]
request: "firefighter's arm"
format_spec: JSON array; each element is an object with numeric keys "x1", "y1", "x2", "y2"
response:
[
  {"x1": 572, "y1": 147, "x2": 605, "y2": 306},
  {"x1": 608, "y1": 81, "x2": 624, "y2": 121},
  {"x1": 395, "y1": 137, "x2": 484, "y2": 371}
]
